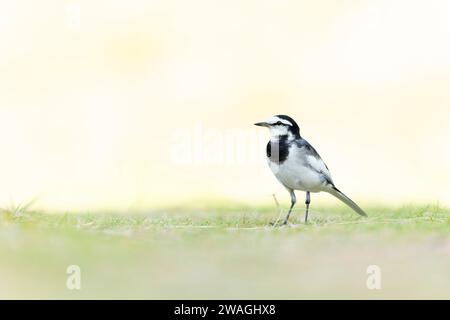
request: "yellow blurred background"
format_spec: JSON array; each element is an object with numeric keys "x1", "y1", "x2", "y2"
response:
[{"x1": 0, "y1": 0, "x2": 449, "y2": 211}]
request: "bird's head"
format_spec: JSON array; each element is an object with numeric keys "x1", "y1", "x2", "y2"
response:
[{"x1": 254, "y1": 115, "x2": 300, "y2": 139}]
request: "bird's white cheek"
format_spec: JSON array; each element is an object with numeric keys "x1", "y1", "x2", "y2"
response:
[{"x1": 269, "y1": 127, "x2": 288, "y2": 137}]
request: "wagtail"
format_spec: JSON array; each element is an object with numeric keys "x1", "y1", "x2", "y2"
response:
[{"x1": 255, "y1": 115, "x2": 367, "y2": 224}]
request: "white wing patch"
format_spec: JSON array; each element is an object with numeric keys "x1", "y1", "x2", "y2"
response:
[{"x1": 306, "y1": 155, "x2": 333, "y2": 184}]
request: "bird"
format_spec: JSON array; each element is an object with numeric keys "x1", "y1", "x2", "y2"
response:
[{"x1": 255, "y1": 115, "x2": 367, "y2": 225}]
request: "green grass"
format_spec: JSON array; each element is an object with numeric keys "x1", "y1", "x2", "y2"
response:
[{"x1": 0, "y1": 203, "x2": 449, "y2": 299}]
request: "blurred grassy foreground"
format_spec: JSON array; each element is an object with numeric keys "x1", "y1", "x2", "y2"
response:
[{"x1": 0, "y1": 203, "x2": 449, "y2": 299}]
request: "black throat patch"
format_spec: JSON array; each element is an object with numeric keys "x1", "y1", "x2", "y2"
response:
[{"x1": 266, "y1": 135, "x2": 290, "y2": 164}]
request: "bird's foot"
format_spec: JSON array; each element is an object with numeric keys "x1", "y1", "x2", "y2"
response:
[{"x1": 270, "y1": 220, "x2": 293, "y2": 227}]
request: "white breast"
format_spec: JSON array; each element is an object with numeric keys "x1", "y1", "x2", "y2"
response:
[{"x1": 267, "y1": 145, "x2": 331, "y2": 192}]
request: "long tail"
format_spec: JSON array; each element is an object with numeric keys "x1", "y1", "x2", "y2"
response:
[{"x1": 327, "y1": 186, "x2": 367, "y2": 217}]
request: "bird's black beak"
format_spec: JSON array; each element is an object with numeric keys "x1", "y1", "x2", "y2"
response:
[{"x1": 254, "y1": 122, "x2": 269, "y2": 127}]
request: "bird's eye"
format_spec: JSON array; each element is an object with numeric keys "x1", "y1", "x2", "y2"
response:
[{"x1": 276, "y1": 121, "x2": 282, "y2": 125}]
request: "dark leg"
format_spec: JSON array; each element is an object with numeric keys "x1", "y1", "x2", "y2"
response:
[
  {"x1": 305, "y1": 191, "x2": 311, "y2": 224},
  {"x1": 283, "y1": 190, "x2": 296, "y2": 225}
]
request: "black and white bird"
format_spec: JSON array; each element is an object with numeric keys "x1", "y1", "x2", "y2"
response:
[{"x1": 255, "y1": 115, "x2": 367, "y2": 224}]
